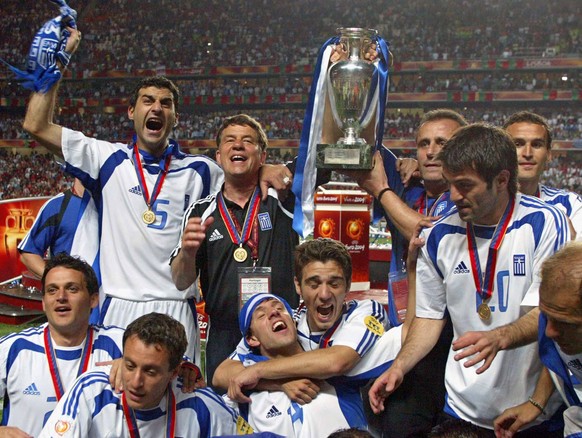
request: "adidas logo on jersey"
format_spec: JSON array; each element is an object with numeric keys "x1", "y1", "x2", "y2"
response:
[
  {"x1": 568, "y1": 358, "x2": 582, "y2": 372},
  {"x1": 266, "y1": 405, "x2": 282, "y2": 418},
  {"x1": 208, "y1": 229, "x2": 223, "y2": 242},
  {"x1": 128, "y1": 185, "x2": 143, "y2": 195},
  {"x1": 453, "y1": 261, "x2": 470, "y2": 274},
  {"x1": 23, "y1": 382, "x2": 40, "y2": 396}
]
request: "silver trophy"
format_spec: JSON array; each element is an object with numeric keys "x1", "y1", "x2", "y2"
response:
[{"x1": 317, "y1": 27, "x2": 380, "y2": 170}]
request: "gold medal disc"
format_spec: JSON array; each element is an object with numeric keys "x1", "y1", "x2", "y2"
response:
[
  {"x1": 478, "y1": 303, "x2": 491, "y2": 320},
  {"x1": 142, "y1": 209, "x2": 156, "y2": 225},
  {"x1": 233, "y1": 247, "x2": 248, "y2": 263}
]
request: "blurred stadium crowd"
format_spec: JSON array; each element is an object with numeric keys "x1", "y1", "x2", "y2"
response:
[{"x1": 0, "y1": 0, "x2": 580, "y2": 199}]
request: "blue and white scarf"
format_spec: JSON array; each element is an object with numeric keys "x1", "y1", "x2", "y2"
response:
[
  {"x1": 1, "y1": 0, "x2": 77, "y2": 93},
  {"x1": 291, "y1": 34, "x2": 391, "y2": 237}
]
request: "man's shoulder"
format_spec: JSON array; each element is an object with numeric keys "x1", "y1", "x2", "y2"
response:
[
  {"x1": 186, "y1": 193, "x2": 218, "y2": 216},
  {"x1": 175, "y1": 386, "x2": 237, "y2": 415},
  {"x1": 342, "y1": 299, "x2": 388, "y2": 327},
  {"x1": 540, "y1": 185, "x2": 582, "y2": 206},
  {"x1": 517, "y1": 192, "x2": 570, "y2": 222},
  {"x1": 92, "y1": 324, "x2": 125, "y2": 345},
  {"x1": 0, "y1": 323, "x2": 45, "y2": 347}
]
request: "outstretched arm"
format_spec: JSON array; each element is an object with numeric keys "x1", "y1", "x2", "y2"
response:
[
  {"x1": 493, "y1": 367, "x2": 554, "y2": 437},
  {"x1": 23, "y1": 27, "x2": 82, "y2": 158},
  {"x1": 368, "y1": 316, "x2": 446, "y2": 413},
  {"x1": 452, "y1": 307, "x2": 539, "y2": 374}
]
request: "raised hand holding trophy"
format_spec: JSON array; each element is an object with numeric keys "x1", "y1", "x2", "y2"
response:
[{"x1": 316, "y1": 28, "x2": 381, "y2": 170}]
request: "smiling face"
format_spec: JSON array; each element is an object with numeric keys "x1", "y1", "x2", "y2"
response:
[
  {"x1": 416, "y1": 118, "x2": 461, "y2": 190},
  {"x1": 506, "y1": 122, "x2": 551, "y2": 193},
  {"x1": 121, "y1": 335, "x2": 178, "y2": 410},
  {"x1": 128, "y1": 86, "x2": 177, "y2": 156},
  {"x1": 216, "y1": 124, "x2": 266, "y2": 181},
  {"x1": 246, "y1": 298, "x2": 299, "y2": 358},
  {"x1": 42, "y1": 267, "x2": 98, "y2": 345},
  {"x1": 295, "y1": 260, "x2": 349, "y2": 332}
]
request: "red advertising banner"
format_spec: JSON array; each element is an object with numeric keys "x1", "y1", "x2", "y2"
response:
[
  {"x1": 314, "y1": 186, "x2": 372, "y2": 291},
  {"x1": 0, "y1": 197, "x2": 50, "y2": 282}
]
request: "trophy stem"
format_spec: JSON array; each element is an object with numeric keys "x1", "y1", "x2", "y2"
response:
[{"x1": 340, "y1": 127, "x2": 362, "y2": 146}]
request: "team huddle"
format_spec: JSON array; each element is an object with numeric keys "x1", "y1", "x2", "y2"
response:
[{"x1": 1, "y1": 6, "x2": 581, "y2": 438}]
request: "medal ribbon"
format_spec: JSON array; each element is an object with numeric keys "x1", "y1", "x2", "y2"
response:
[
  {"x1": 44, "y1": 326, "x2": 93, "y2": 400},
  {"x1": 132, "y1": 141, "x2": 172, "y2": 212},
  {"x1": 467, "y1": 197, "x2": 515, "y2": 303},
  {"x1": 416, "y1": 192, "x2": 450, "y2": 216},
  {"x1": 319, "y1": 305, "x2": 345, "y2": 349},
  {"x1": 217, "y1": 187, "x2": 261, "y2": 251},
  {"x1": 122, "y1": 386, "x2": 176, "y2": 438}
]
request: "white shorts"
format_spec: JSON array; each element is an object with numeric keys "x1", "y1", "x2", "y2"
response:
[{"x1": 99, "y1": 296, "x2": 200, "y2": 365}]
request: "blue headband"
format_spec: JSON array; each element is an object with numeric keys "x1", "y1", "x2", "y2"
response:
[{"x1": 239, "y1": 293, "x2": 294, "y2": 342}]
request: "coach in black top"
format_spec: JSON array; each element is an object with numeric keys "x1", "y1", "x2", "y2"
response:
[{"x1": 171, "y1": 114, "x2": 299, "y2": 388}]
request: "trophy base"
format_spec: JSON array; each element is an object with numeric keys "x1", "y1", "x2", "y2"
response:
[{"x1": 316, "y1": 142, "x2": 373, "y2": 170}]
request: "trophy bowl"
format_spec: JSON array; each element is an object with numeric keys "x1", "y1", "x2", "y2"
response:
[{"x1": 317, "y1": 27, "x2": 379, "y2": 170}]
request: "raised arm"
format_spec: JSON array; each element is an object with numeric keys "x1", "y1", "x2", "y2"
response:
[
  {"x1": 19, "y1": 252, "x2": 46, "y2": 279},
  {"x1": 354, "y1": 151, "x2": 426, "y2": 241},
  {"x1": 22, "y1": 27, "x2": 82, "y2": 158}
]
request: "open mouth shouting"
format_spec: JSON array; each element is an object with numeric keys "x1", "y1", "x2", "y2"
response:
[
  {"x1": 146, "y1": 118, "x2": 164, "y2": 133},
  {"x1": 316, "y1": 304, "x2": 335, "y2": 323},
  {"x1": 272, "y1": 320, "x2": 287, "y2": 332}
]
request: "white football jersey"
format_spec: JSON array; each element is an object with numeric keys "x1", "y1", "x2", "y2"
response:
[
  {"x1": 0, "y1": 323, "x2": 124, "y2": 436},
  {"x1": 39, "y1": 370, "x2": 239, "y2": 438},
  {"x1": 539, "y1": 184, "x2": 582, "y2": 241},
  {"x1": 416, "y1": 193, "x2": 570, "y2": 428},
  {"x1": 61, "y1": 128, "x2": 223, "y2": 302},
  {"x1": 229, "y1": 299, "x2": 400, "y2": 434},
  {"x1": 236, "y1": 381, "x2": 357, "y2": 437}
]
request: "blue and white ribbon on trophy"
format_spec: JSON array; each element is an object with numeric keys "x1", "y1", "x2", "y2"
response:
[
  {"x1": 291, "y1": 34, "x2": 396, "y2": 237},
  {"x1": 1, "y1": 0, "x2": 77, "y2": 93}
]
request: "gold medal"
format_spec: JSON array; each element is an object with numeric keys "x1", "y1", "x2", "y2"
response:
[
  {"x1": 478, "y1": 303, "x2": 491, "y2": 321},
  {"x1": 142, "y1": 209, "x2": 155, "y2": 225},
  {"x1": 233, "y1": 246, "x2": 248, "y2": 263}
]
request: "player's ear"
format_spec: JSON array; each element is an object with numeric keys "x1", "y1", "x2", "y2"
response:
[
  {"x1": 496, "y1": 169, "x2": 510, "y2": 189},
  {"x1": 246, "y1": 334, "x2": 260, "y2": 349},
  {"x1": 294, "y1": 276, "x2": 302, "y2": 299}
]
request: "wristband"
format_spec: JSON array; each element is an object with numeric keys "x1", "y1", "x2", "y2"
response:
[
  {"x1": 377, "y1": 187, "x2": 393, "y2": 202},
  {"x1": 56, "y1": 50, "x2": 71, "y2": 67},
  {"x1": 528, "y1": 396, "x2": 546, "y2": 415}
]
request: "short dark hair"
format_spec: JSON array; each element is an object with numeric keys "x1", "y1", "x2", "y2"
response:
[
  {"x1": 418, "y1": 109, "x2": 468, "y2": 129},
  {"x1": 294, "y1": 238, "x2": 352, "y2": 286},
  {"x1": 129, "y1": 76, "x2": 180, "y2": 108},
  {"x1": 42, "y1": 253, "x2": 99, "y2": 296},
  {"x1": 327, "y1": 427, "x2": 375, "y2": 438},
  {"x1": 439, "y1": 123, "x2": 518, "y2": 196},
  {"x1": 123, "y1": 313, "x2": 187, "y2": 370},
  {"x1": 503, "y1": 111, "x2": 552, "y2": 149},
  {"x1": 428, "y1": 418, "x2": 489, "y2": 437},
  {"x1": 215, "y1": 114, "x2": 269, "y2": 152}
]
